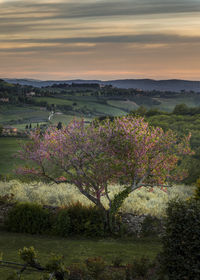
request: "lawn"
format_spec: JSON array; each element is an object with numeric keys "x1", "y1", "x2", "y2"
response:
[{"x1": 0, "y1": 230, "x2": 161, "y2": 279}]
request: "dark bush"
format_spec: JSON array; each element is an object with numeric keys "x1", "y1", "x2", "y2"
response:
[
  {"x1": 126, "y1": 256, "x2": 154, "y2": 280},
  {"x1": 85, "y1": 257, "x2": 106, "y2": 279},
  {"x1": 68, "y1": 263, "x2": 89, "y2": 280},
  {"x1": 53, "y1": 208, "x2": 71, "y2": 237},
  {"x1": 5, "y1": 202, "x2": 51, "y2": 234},
  {"x1": 160, "y1": 199, "x2": 200, "y2": 279},
  {"x1": 193, "y1": 178, "x2": 200, "y2": 200},
  {"x1": 54, "y1": 203, "x2": 105, "y2": 237},
  {"x1": 141, "y1": 215, "x2": 163, "y2": 236}
]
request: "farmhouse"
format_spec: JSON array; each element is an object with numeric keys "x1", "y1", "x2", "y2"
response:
[
  {"x1": 2, "y1": 126, "x2": 18, "y2": 136},
  {"x1": 0, "y1": 98, "x2": 9, "y2": 103},
  {"x1": 26, "y1": 91, "x2": 35, "y2": 97}
]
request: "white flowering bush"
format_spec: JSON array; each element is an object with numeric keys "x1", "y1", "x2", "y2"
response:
[{"x1": 0, "y1": 180, "x2": 194, "y2": 217}]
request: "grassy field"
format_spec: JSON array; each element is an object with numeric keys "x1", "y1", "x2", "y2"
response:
[
  {"x1": 34, "y1": 96, "x2": 126, "y2": 116},
  {"x1": 33, "y1": 96, "x2": 73, "y2": 106},
  {"x1": 107, "y1": 99, "x2": 139, "y2": 111},
  {"x1": 0, "y1": 230, "x2": 161, "y2": 279},
  {"x1": 0, "y1": 105, "x2": 49, "y2": 123},
  {"x1": 0, "y1": 137, "x2": 26, "y2": 175},
  {"x1": 152, "y1": 96, "x2": 199, "y2": 112}
]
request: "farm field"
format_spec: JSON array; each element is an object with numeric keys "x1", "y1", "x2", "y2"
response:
[
  {"x1": 0, "y1": 137, "x2": 26, "y2": 175},
  {"x1": 0, "y1": 230, "x2": 161, "y2": 279},
  {"x1": 151, "y1": 96, "x2": 200, "y2": 112},
  {"x1": 34, "y1": 96, "x2": 126, "y2": 116},
  {"x1": 0, "y1": 105, "x2": 49, "y2": 124},
  {"x1": 106, "y1": 99, "x2": 139, "y2": 111}
]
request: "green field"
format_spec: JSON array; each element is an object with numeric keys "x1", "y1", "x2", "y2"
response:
[
  {"x1": 0, "y1": 105, "x2": 49, "y2": 124},
  {"x1": 0, "y1": 137, "x2": 25, "y2": 175},
  {"x1": 0, "y1": 230, "x2": 161, "y2": 279},
  {"x1": 151, "y1": 96, "x2": 200, "y2": 112},
  {"x1": 34, "y1": 97, "x2": 73, "y2": 106},
  {"x1": 34, "y1": 96, "x2": 126, "y2": 116},
  {"x1": 107, "y1": 99, "x2": 139, "y2": 111}
]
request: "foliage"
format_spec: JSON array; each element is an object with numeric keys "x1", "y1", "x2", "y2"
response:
[
  {"x1": 5, "y1": 203, "x2": 51, "y2": 234},
  {"x1": 16, "y1": 117, "x2": 192, "y2": 232},
  {"x1": 193, "y1": 178, "x2": 200, "y2": 200},
  {"x1": 0, "y1": 230, "x2": 161, "y2": 279},
  {"x1": 0, "y1": 180, "x2": 195, "y2": 217},
  {"x1": 53, "y1": 203, "x2": 105, "y2": 237},
  {"x1": 85, "y1": 257, "x2": 106, "y2": 279},
  {"x1": 45, "y1": 253, "x2": 69, "y2": 279},
  {"x1": 53, "y1": 209, "x2": 71, "y2": 237},
  {"x1": 160, "y1": 199, "x2": 200, "y2": 279},
  {"x1": 0, "y1": 124, "x2": 3, "y2": 135},
  {"x1": 0, "y1": 193, "x2": 14, "y2": 204},
  {"x1": 141, "y1": 215, "x2": 163, "y2": 237},
  {"x1": 4, "y1": 247, "x2": 69, "y2": 280},
  {"x1": 111, "y1": 256, "x2": 123, "y2": 267},
  {"x1": 67, "y1": 263, "x2": 88, "y2": 280},
  {"x1": 125, "y1": 256, "x2": 154, "y2": 279},
  {"x1": 140, "y1": 107, "x2": 200, "y2": 184}
]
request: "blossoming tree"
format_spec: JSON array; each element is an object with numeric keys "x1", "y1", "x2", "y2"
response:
[{"x1": 17, "y1": 117, "x2": 192, "y2": 230}]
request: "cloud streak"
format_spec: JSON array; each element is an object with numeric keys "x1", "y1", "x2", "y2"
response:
[
  {"x1": 0, "y1": 0, "x2": 200, "y2": 80},
  {"x1": 2, "y1": 0, "x2": 200, "y2": 18}
]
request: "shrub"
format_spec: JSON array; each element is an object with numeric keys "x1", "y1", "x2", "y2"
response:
[
  {"x1": 160, "y1": 199, "x2": 200, "y2": 279},
  {"x1": 68, "y1": 263, "x2": 89, "y2": 280},
  {"x1": 0, "y1": 193, "x2": 14, "y2": 204},
  {"x1": 126, "y1": 256, "x2": 154, "y2": 279},
  {"x1": 5, "y1": 203, "x2": 51, "y2": 234},
  {"x1": 141, "y1": 215, "x2": 163, "y2": 236},
  {"x1": 53, "y1": 208, "x2": 71, "y2": 237},
  {"x1": 111, "y1": 256, "x2": 123, "y2": 267},
  {"x1": 85, "y1": 257, "x2": 106, "y2": 279},
  {"x1": 54, "y1": 203, "x2": 105, "y2": 237},
  {"x1": 193, "y1": 178, "x2": 200, "y2": 200}
]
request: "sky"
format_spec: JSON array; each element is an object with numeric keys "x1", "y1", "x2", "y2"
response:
[{"x1": 0, "y1": 0, "x2": 200, "y2": 80}]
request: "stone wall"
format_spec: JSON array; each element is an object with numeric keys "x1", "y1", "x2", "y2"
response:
[
  {"x1": 0, "y1": 202, "x2": 15, "y2": 226},
  {"x1": 120, "y1": 212, "x2": 164, "y2": 237}
]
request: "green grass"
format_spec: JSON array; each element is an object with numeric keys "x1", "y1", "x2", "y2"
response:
[
  {"x1": 152, "y1": 97, "x2": 198, "y2": 112},
  {"x1": 34, "y1": 96, "x2": 126, "y2": 116},
  {"x1": 107, "y1": 99, "x2": 139, "y2": 111},
  {"x1": 50, "y1": 113, "x2": 79, "y2": 125},
  {"x1": 0, "y1": 105, "x2": 49, "y2": 123},
  {"x1": 0, "y1": 137, "x2": 25, "y2": 175},
  {"x1": 33, "y1": 97, "x2": 73, "y2": 106},
  {"x1": 0, "y1": 230, "x2": 161, "y2": 279}
]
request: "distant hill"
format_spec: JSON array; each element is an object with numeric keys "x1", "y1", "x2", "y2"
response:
[{"x1": 4, "y1": 78, "x2": 200, "y2": 92}]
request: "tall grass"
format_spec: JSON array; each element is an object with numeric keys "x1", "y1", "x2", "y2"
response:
[{"x1": 0, "y1": 180, "x2": 194, "y2": 217}]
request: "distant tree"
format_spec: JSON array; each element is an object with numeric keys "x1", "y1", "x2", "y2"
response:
[
  {"x1": 25, "y1": 125, "x2": 28, "y2": 129},
  {"x1": 173, "y1": 104, "x2": 189, "y2": 115},
  {"x1": 29, "y1": 123, "x2": 32, "y2": 129},
  {"x1": 57, "y1": 122, "x2": 62, "y2": 130},
  {"x1": 0, "y1": 125, "x2": 3, "y2": 135},
  {"x1": 130, "y1": 106, "x2": 147, "y2": 116}
]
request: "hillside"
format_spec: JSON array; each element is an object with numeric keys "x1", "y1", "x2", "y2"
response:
[{"x1": 4, "y1": 78, "x2": 200, "y2": 92}]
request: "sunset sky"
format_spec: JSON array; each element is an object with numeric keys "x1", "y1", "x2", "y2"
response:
[{"x1": 0, "y1": 0, "x2": 200, "y2": 80}]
